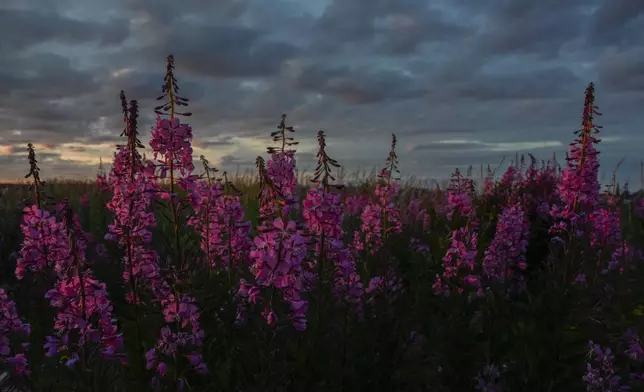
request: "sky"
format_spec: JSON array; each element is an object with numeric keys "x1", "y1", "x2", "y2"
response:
[{"x1": 0, "y1": 0, "x2": 643, "y2": 186}]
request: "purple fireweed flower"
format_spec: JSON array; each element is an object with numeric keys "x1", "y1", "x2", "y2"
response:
[
  {"x1": 410, "y1": 238, "x2": 431, "y2": 255},
  {"x1": 354, "y1": 203, "x2": 383, "y2": 255},
  {"x1": 106, "y1": 98, "x2": 169, "y2": 303},
  {"x1": 303, "y1": 187, "x2": 344, "y2": 243},
  {"x1": 583, "y1": 341, "x2": 629, "y2": 392},
  {"x1": 482, "y1": 203, "x2": 529, "y2": 291},
  {"x1": 187, "y1": 179, "x2": 251, "y2": 269},
  {"x1": 266, "y1": 114, "x2": 300, "y2": 218},
  {"x1": 573, "y1": 272, "x2": 588, "y2": 287},
  {"x1": 435, "y1": 168, "x2": 484, "y2": 298},
  {"x1": 188, "y1": 179, "x2": 224, "y2": 266},
  {"x1": 149, "y1": 116, "x2": 195, "y2": 178},
  {"x1": 15, "y1": 205, "x2": 66, "y2": 279},
  {"x1": 446, "y1": 169, "x2": 476, "y2": 223},
  {"x1": 551, "y1": 83, "x2": 601, "y2": 235},
  {"x1": 239, "y1": 156, "x2": 311, "y2": 330},
  {"x1": 344, "y1": 194, "x2": 370, "y2": 217},
  {"x1": 404, "y1": 198, "x2": 431, "y2": 232},
  {"x1": 624, "y1": 330, "x2": 644, "y2": 363},
  {"x1": 45, "y1": 207, "x2": 125, "y2": 366},
  {"x1": 366, "y1": 271, "x2": 403, "y2": 303},
  {"x1": 142, "y1": 92, "x2": 208, "y2": 380},
  {"x1": 106, "y1": 166, "x2": 167, "y2": 302},
  {"x1": 6, "y1": 353, "x2": 29, "y2": 376},
  {"x1": 353, "y1": 168, "x2": 402, "y2": 256},
  {"x1": 250, "y1": 218, "x2": 310, "y2": 326},
  {"x1": 500, "y1": 164, "x2": 523, "y2": 191},
  {"x1": 434, "y1": 227, "x2": 481, "y2": 297},
  {"x1": 591, "y1": 192, "x2": 621, "y2": 246},
  {"x1": 475, "y1": 364, "x2": 502, "y2": 392},
  {"x1": 303, "y1": 183, "x2": 363, "y2": 312},
  {"x1": 589, "y1": 194, "x2": 638, "y2": 276},
  {"x1": 267, "y1": 151, "x2": 299, "y2": 217},
  {"x1": 352, "y1": 135, "x2": 403, "y2": 299},
  {"x1": 0, "y1": 289, "x2": 30, "y2": 376},
  {"x1": 147, "y1": 304, "x2": 208, "y2": 378},
  {"x1": 45, "y1": 274, "x2": 125, "y2": 364}
]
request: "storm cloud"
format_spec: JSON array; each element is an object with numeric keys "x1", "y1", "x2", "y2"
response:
[{"x1": 0, "y1": 0, "x2": 643, "y2": 185}]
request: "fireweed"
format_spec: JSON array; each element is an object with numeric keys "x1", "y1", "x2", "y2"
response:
[
  {"x1": 16, "y1": 143, "x2": 62, "y2": 279},
  {"x1": 187, "y1": 160, "x2": 225, "y2": 268},
  {"x1": 238, "y1": 155, "x2": 310, "y2": 331},
  {"x1": 520, "y1": 155, "x2": 559, "y2": 214},
  {"x1": 45, "y1": 202, "x2": 125, "y2": 368},
  {"x1": 303, "y1": 130, "x2": 362, "y2": 311},
  {"x1": 103, "y1": 94, "x2": 170, "y2": 383},
  {"x1": 237, "y1": 115, "x2": 310, "y2": 330},
  {"x1": 433, "y1": 169, "x2": 482, "y2": 297},
  {"x1": 404, "y1": 197, "x2": 431, "y2": 234},
  {"x1": 6, "y1": 55, "x2": 644, "y2": 392},
  {"x1": 344, "y1": 194, "x2": 370, "y2": 218},
  {"x1": 588, "y1": 190, "x2": 640, "y2": 278},
  {"x1": 482, "y1": 202, "x2": 529, "y2": 292},
  {"x1": 187, "y1": 157, "x2": 251, "y2": 274},
  {"x1": 144, "y1": 55, "x2": 208, "y2": 387},
  {"x1": 403, "y1": 197, "x2": 432, "y2": 256},
  {"x1": 106, "y1": 96, "x2": 167, "y2": 303},
  {"x1": 363, "y1": 137, "x2": 405, "y2": 302},
  {"x1": 551, "y1": 83, "x2": 601, "y2": 236},
  {"x1": 582, "y1": 341, "x2": 628, "y2": 392},
  {"x1": 475, "y1": 364, "x2": 502, "y2": 392},
  {"x1": 352, "y1": 135, "x2": 403, "y2": 296},
  {"x1": 0, "y1": 288, "x2": 30, "y2": 376},
  {"x1": 266, "y1": 114, "x2": 299, "y2": 219},
  {"x1": 16, "y1": 205, "x2": 64, "y2": 279}
]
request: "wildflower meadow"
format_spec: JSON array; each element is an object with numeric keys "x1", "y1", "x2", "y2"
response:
[{"x1": 1, "y1": 55, "x2": 644, "y2": 392}]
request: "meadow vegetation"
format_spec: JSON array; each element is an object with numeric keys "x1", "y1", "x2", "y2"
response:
[{"x1": 1, "y1": 55, "x2": 644, "y2": 392}]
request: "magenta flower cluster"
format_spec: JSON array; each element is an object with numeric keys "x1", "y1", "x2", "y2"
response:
[
  {"x1": 434, "y1": 227, "x2": 481, "y2": 297},
  {"x1": 45, "y1": 204, "x2": 125, "y2": 367},
  {"x1": 267, "y1": 151, "x2": 299, "y2": 217},
  {"x1": 187, "y1": 180, "x2": 251, "y2": 269},
  {"x1": 149, "y1": 116, "x2": 196, "y2": 182},
  {"x1": 0, "y1": 288, "x2": 30, "y2": 376},
  {"x1": 106, "y1": 137, "x2": 166, "y2": 303},
  {"x1": 243, "y1": 217, "x2": 310, "y2": 330},
  {"x1": 146, "y1": 113, "x2": 209, "y2": 382},
  {"x1": 551, "y1": 84, "x2": 601, "y2": 235},
  {"x1": 146, "y1": 293, "x2": 208, "y2": 386},
  {"x1": 445, "y1": 169, "x2": 476, "y2": 223},
  {"x1": 435, "y1": 169, "x2": 482, "y2": 297},
  {"x1": 304, "y1": 185, "x2": 362, "y2": 309},
  {"x1": 15, "y1": 206, "x2": 64, "y2": 280},
  {"x1": 582, "y1": 342, "x2": 626, "y2": 392},
  {"x1": 354, "y1": 169, "x2": 402, "y2": 255},
  {"x1": 482, "y1": 203, "x2": 529, "y2": 290}
]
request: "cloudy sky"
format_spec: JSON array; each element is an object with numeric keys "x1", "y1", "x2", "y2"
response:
[{"x1": 1, "y1": 0, "x2": 643, "y2": 186}]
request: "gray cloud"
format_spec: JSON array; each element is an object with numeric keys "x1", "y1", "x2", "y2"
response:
[
  {"x1": 0, "y1": 8, "x2": 129, "y2": 55},
  {"x1": 588, "y1": 0, "x2": 644, "y2": 47},
  {"x1": 314, "y1": 0, "x2": 470, "y2": 56},
  {"x1": 293, "y1": 63, "x2": 425, "y2": 104},
  {"x1": 597, "y1": 47, "x2": 644, "y2": 92},
  {"x1": 150, "y1": 25, "x2": 299, "y2": 79},
  {"x1": 0, "y1": 0, "x2": 643, "y2": 185},
  {"x1": 453, "y1": 67, "x2": 583, "y2": 101}
]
